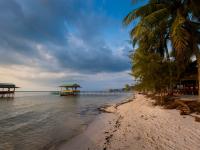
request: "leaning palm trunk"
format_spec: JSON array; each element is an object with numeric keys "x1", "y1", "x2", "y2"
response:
[{"x1": 197, "y1": 53, "x2": 200, "y2": 101}]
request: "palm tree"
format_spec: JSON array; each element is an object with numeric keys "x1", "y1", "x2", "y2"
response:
[{"x1": 124, "y1": 0, "x2": 200, "y2": 96}]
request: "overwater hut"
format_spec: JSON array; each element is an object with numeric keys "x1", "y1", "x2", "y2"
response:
[
  {"x1": 59, "y1": 83, "x2": 81, "y2": 96},
  {"x1": 0, "y1": 83, "x2": 19, "y2": 98}
]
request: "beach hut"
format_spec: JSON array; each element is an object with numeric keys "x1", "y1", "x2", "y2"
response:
[
  {"x1": 176, "y1": 61, "x2": 198, "y2": 95},
  {"x1": 59, "y1": 83, "x2": 81, "y2": 96},
  {"x1": 0, "y1": 83, "x2": 19, "y2": 98}
]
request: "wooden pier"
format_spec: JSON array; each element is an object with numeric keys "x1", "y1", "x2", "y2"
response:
[
  {"x1": 0, "y1": 83, "x2": 19, "y2": 98},
  {"x1": 78, "y1": 91, "x2": 132, "y2": 96}
]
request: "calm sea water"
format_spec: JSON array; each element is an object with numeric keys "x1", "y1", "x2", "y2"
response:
[{"x1": 0, "y1": 92, "x2": 131, "y2": 150}]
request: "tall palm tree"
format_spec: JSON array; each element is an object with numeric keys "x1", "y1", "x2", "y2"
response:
[{"x1": 124, "y1": 0, "x2": 200, "y2": 96}]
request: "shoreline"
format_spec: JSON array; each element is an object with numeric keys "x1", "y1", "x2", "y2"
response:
[
  {"x1": 98, "y1": 95, "x2": 135, "y2": 113},
  {"x1": 47, "y1": 94, "x2": 133, "y2": 150},
  {"x1": 57, "y1": 95, "x2": 134, "y2": 150},
  {"x1": 58, "y1": 93, "x2": 200, "y2": 150}
]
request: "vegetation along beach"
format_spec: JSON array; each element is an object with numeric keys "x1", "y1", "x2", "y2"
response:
[{"x1": 0, "y1": 0, "x2": 200, "y2": 150}]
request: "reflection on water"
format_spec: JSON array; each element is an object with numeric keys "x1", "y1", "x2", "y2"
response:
[{"x1": 0, "y1": 92, "x2": 131, "y2": 150}]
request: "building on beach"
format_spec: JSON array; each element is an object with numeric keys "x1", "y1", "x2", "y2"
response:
[
  {"x1": 0, "y1": 83, "x2": 19, "y2": 98},
  {"x1": 59, "y1": 83, "x2": 81, "y2": 96},
  {"x1": 176, "y1": 61, "x2": 198, "y2": 95}
]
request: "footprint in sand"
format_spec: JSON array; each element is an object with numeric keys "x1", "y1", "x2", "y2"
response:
[{"x1": 135, "y1": 136, "x2": 141, "y2": 141}]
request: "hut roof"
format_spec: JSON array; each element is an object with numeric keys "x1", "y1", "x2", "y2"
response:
[
  {"x1": 0, "y1": 83, "x2": 19, "y2": 88},
  {"x1": 59, "y1": 83, "x2": 81, "y2": 88}
]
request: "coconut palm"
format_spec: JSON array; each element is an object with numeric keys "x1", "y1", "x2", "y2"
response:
[{"x1": 124, "y1": 0, "x2": 200, "y2": 95}]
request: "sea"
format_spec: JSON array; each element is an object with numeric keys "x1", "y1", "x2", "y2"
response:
[{"x1": 0, "y1": 92, "x2": 132, "y2": 150}]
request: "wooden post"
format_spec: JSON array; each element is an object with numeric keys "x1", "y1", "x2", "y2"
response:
[
  {"x1": 1, "y1": 88, "x2": 2, "y2": 98},
  {"x1": 8, "y1": 88, "x2": 10, "y2": 98},
  {"x1": 13, "y1": 88, "x2": 15, "y2": 98}
]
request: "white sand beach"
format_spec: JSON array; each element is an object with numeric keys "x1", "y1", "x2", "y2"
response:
[{"x1": 59, "y1": 94, "x2": 200, "y2": 150}]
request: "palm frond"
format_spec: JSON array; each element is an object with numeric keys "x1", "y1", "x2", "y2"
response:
[
  {"x1": 135, "y1": 3, "x2": 167, "y2": 18},
  {"x1": 130, "y1": 22, "x2": 147, "y2": 39},
  {"x1": 123, "y1": 10, "x2": 138, "y2": 26},
  {"x1": 123, "y1": 3, "x2": 167, "y2": 26},
  {"x1": 143, "y1": 8, "x2": 170, "y2": 26},
  {"x1": 171, "y1": 13, "x2": 192, "y2": 63}
]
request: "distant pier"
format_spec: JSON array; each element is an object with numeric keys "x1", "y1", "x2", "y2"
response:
[
  {"x1": 0, "y1": 83, "x2": 19, "y2": 98},
  {"x1": 78, "y1": 91, "x2": 132, "y2": 96}
]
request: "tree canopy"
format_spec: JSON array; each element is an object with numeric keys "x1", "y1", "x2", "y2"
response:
[{"x1": 124, "y1": 0, "x2": 200, "y2": 94}]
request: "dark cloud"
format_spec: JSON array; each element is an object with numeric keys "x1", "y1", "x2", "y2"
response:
[
  {"x1": 0, "y1": 0, "x2": 130, "y2": 73},
  {"x1": 53, "y1": 41, "x2": 130, "y2": 73}
]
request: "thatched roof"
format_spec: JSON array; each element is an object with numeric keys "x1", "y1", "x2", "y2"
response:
[
  {"x1": 59, "y1": 83, "x2": 81, "y2": 88},
  {"x1": 0, "y1": 83, "x2": 19, "y2": 88}
]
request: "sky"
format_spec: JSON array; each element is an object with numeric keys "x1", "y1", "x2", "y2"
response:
[{"x1": 0, "y1": 0, "x2": 146, "y2": 91}]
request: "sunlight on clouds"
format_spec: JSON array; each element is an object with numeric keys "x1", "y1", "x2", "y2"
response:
[
  {"x1": 0, "y1": 65, "x2": 70, "y2": 79},
  {"x1": 0, "y1": 65, "x2": 68, "y2": 90},
  {"x1": 0, "y1": 65, "x2": 133, "y2": 91}
]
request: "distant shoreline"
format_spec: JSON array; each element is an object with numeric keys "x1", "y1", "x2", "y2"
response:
[{"x1": 16, "y1": 91, "x2": 57, "y2": 92}]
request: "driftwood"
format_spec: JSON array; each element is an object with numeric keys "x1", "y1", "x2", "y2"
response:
[
  {"x1": 165, "y1": 98, "x2": 200, "y2": 115},
  {"x1": 175, "y1": 100, "x2": 191, "y2": 115},
  {"x1": 146, "y1": 93, "x2": 200, "y2": 122}
]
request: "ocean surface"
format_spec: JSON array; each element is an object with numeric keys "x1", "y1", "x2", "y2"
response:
[{"x1": 0, "y1": 92, "x2": 132, "y2": 150}]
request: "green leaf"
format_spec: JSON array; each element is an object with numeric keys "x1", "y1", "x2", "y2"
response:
[{"x1": 143, "y1": 8, "x2": 170, "y2": 26}]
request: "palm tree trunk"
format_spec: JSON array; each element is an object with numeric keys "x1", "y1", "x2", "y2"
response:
[{"x1": 197, "y1": 53, "x2": 200, "y2": 101}]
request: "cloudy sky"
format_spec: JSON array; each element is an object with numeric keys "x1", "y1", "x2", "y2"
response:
[{"x1": 0, "y1": 0, "x2": 146, "y2": 91}]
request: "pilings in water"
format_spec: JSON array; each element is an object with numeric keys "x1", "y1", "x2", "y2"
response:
[{"x1": 0, "y1": 91, "x2": 15, "y2": 98}]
